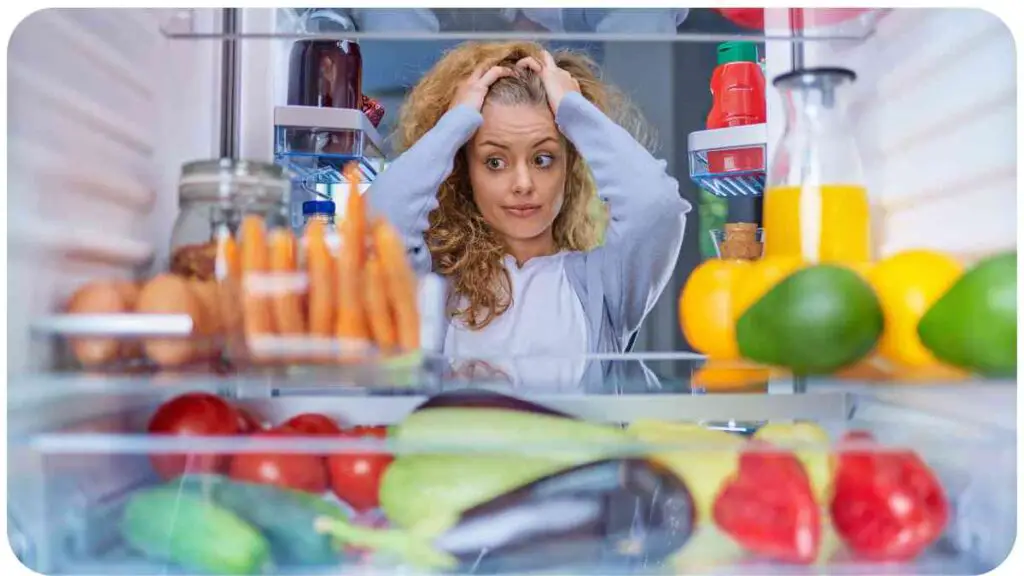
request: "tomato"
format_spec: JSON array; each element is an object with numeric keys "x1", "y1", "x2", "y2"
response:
[
  {"x1": 327, "y1": 426, "x2": 392, "y2": 512},
  {"x1": 280, "y1": 413, "x2": 343, "y2": 436},
  {"x1": 831, "y1": 432, "x2": 949, "y2": 561},
  {"x1": 713, "y1": 444, "x2": 821, "y2": 564},
  {"x1": 228, "y1": 429, "x2": 328, "y2": 494},
  {"x1": 147, "y1": 392, "x2": 242, "y2": 479},
  {"x1": 236, "y1": 407, "x2": 265, "y2": 433}
]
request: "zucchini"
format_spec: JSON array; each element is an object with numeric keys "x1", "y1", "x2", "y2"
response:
[{"x1": 120, "y1": 487, "x2": 271, "y2": 575}]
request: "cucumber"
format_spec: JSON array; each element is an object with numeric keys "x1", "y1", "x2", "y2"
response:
[
  {"x1": 211, "y1": 479, "x2": 343, "y2": 566},
  {"x1": 121, "y1": 487, "x2": 271, "y2": 575}
]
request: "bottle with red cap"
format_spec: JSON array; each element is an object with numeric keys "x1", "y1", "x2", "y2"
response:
[{"x1": 706, "y1": 41, "x2": 766, "y2": 174}]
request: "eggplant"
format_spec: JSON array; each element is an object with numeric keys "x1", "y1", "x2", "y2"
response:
[
  {"x1": 434, "y1": 458, "x2": 695, "y2": 573},
  {"x1": 414, "y1": 388, "x2": 572, "y2": 418}
]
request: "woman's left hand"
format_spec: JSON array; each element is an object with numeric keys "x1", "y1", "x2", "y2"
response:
[{"x1": 517, "y1": 50, "x2": 581, "y2": 116}]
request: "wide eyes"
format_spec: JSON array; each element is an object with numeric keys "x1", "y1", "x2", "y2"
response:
[{"x1": 484, "y1": 153, "x2": 556, "y2": 171}]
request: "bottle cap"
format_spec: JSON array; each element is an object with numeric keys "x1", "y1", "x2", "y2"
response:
[
  {"x1": 302, "y1": 200, "x2": 336, "y2": 216},
  {"x1": 716, "y1": 42, "x2": 759, "y2": 65}
]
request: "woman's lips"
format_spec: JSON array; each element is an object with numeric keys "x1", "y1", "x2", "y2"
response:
[{"x1": 504, "y1": 205, "x2": 541, "y2": 218}]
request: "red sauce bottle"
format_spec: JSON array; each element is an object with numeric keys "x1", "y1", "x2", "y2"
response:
[{"x1": 706, "y1": 42, "x2": 766, "y2": 174}]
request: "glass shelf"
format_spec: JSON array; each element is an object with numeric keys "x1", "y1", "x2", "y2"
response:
[{"x1": 160, "y1": 8, "x2": 888, "y2": 44}]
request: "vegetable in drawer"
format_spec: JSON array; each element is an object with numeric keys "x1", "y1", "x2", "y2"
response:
[{"x1": 120, "y1": 487, "x2": 271, "y2": 575}]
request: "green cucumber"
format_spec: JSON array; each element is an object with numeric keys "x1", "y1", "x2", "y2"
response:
[
  {"x1": 121, "y1": 488, "x2": 271, "y2": 575},
  {"x1": 212, "y1": 480, "x2": 343, "y2": 566}
]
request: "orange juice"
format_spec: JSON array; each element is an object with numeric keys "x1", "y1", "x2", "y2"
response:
[{"x1": 763, "y1": 184, "x2": 870, "y2": 263}]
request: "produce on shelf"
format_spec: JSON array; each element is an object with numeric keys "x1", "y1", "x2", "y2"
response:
[
  {"x1": 866, "y1": 250, "x2": 965, "y2": 368},
  {"x1": 60, "y1": 162, "x2": 424, "y2": 370},
  {"x1": 690, "y1": 359, "x2": 772, "y2": 392},
  {"x1": 146, "y1": 392, "x2": 243, "y2": 479},
  {"x1": 280, "y1": 412, "x2": 344, "y2": 435},
  {"x1": 228, "y1": 428, "x2": 330, "y2": 494},
  {"x1": 121, "y1": 488, "x2": 271, "y2": 575},
  {"x1": 327, "y1": 425, "x2": 393, "y2": 512},
  {"x1": 736, "y1": 264, "x2": 884, "y2": 374},
  {"x1": 917, "y1": 252, "x2": 1017, "y2": 376},
  {"x1": 713, "y1": 446, "x2": 821, "y2": 564},
  {"x1": 831, "y1": 431, "x2": 949, "y2": 561},
  {"x1": 334, "y1": 459, "x2": 696, "y2": 573},
  {"x1": 204, "y1": 478, "x2": 343, "y2": 565},
  {"x1": 125, "y1": 392, "x2": 955, "y2": 573},
  {"x1": 64, "y1": 279, "x2": 141, "y2": 366},
  {"x1": 679, "y1": 258, "x2": 750, "y2": 360},
  {"x1": 753, "y1": 422, "x2": 833, "y2": 504},
  {"x1": 680, "y1": 248, "x2": 1017, "y2": 378}
]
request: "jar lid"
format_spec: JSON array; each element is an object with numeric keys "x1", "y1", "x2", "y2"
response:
[
  {"x1": 182, "y1": 158, "x2": 288, "y2": 181},
  {"x1": 302, "y1": 200, "x2": 336, "y2": 216},
  {"x1": 178, "y1": 158, "x2": 290, "y2": 204}
]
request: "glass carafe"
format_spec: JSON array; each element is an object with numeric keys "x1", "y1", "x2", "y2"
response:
[{"x1": 764, "y1": 68, "x2": 871, "y2": 263}]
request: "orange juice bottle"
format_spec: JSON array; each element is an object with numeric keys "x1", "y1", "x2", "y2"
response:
[
  {"x1": 763, "y1": 184, "x2": 870, "y2": 262},
  {"x1": 764, "y1": 68, "x2": 872, "y2": 263}
]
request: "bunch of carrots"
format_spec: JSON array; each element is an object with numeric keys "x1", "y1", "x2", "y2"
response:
[{"x1": 217, "y1": 163, "x2": 420, "y2": 360}]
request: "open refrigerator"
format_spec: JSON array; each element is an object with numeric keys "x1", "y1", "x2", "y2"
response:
[{"x1": 6, "y1": 7, "x2": 1017, "y2": 576}]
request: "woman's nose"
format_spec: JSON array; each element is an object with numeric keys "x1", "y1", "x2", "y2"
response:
[{"x1": 512, "y1": 164, "x2": 534, "y2": 195}]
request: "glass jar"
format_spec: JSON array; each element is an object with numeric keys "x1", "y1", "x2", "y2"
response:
[
  {"x1": 301, "y1": 200, "x2": 336, "y2": 229},
  {"x1": 763, "y1": 67, "x2": 871, "y2": 263},
  {"x1": 169, "y1": 159, "x2": 290, "y2": 281}
]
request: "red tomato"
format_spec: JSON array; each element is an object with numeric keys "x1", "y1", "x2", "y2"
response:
[
  {"x1": 831, "y1": 433, "x2": 949, "y2": 561},
  {"x1": 236, "y1": 407, "x2": 265, "y2": 433},
  {"x1": 327, "y1": 426, "x2": 392, "y2": 512},
  {"x1": 713, "y1": 444, "x2": 821, "y2": 564},
  {"x1": 280, "y1": 413, "x2": 343, "y2": 436},
  {"x1": 147, "y1": 392, "x2": 242, "y2": 479},
  {"x1": 228, "y1": 429, "x2": 328, "y2": 493}
]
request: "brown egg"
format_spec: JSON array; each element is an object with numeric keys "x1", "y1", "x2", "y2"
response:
[
  {"x1": 135, "y1": 274, "x2": 203, "y2": 368},
  {"x1": 112, "y1": 280, "x2": 143, "y2": 360},
  {"x1": 65, "y1": 280, "x2": 132, "y2": 367}
]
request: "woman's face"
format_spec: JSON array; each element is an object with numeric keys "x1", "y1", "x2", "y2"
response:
[{"x1": 466, "y1": 102, "x2": 568, "y2": 258}]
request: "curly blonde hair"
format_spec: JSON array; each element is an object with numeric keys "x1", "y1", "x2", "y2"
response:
[{"x1": 394, "y1": 41, "x2": 653, "y2": 330}]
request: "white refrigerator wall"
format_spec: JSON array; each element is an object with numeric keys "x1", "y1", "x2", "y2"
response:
[
  {"x1": 7, "y1": 8, "x2": 222, "y2": 375},
  {"x1": 764, "y1": 8, "x2": 1017, "y2": 262}
]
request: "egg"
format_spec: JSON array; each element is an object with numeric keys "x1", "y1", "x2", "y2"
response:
[
  {"x1": 65, "y1": 280, "x2": 134, "y2": 367},
  {"x1": 135, "y1": 274, "x2": 203, "y2": 368}
]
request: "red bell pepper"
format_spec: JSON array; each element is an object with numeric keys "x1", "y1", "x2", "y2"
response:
[
  {"x1": 830, "y1": 431, "x2": 950, "y2": 561},
  {"x1": 713, "y1": 442, "x2": 821, "y2": 563}
]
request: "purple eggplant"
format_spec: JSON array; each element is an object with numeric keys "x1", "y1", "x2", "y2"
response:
[
  {"x1": 414, "y1": 388, "x2": 572, "y2": 418},
  {"x1": 433, "y1": 458, "x2": 695, "y2": 573}
]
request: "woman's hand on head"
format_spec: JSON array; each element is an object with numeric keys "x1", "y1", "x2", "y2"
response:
[
  {"x1": 516, "y1": 50, "x2": 581, "y2": 116},
  {"x1": 450, "y1": 65, "x2": 513, "y2": 113}
]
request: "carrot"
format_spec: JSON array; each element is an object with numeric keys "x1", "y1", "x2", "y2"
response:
[
  {"x1": 304, "y1": 219, "x2": 336, "y2": 337},
  {"x1": 335, "y1": 233, "x2": 369, "y2": 343},
  {"x1": 363, "y1": 252, "x2": 397, "y2": 351},
  {"x1": 215, "y1": 226, "x2": 242, "y2": 281},
  {"x1": 372, "y1": 219, "x2": 420, "y2": 351},
  {"x1": 239, "y1": 215, "x2": 275, "y2": 339},
  {"x1": 340, "y1": 162, "x2": 367, "y2": 268},
  {"x1": 268, "y1": 227, "x2": 306, "y2": 335}
]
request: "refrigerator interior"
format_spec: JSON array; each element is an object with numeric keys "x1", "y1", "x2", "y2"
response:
[{"x1": 6, "y1": 7, "x2": 1018, "y2": 576}]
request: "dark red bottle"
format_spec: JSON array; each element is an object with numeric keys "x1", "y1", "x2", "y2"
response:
[{"x1": 287, "y1": 39, "x2": 363, "y2": 110}]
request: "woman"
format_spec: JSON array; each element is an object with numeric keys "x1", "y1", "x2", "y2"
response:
[{"x1": 367, "y1": 41, "x2": 690, "y2": 388}]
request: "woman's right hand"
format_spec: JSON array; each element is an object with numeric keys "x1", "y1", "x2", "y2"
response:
[{"x1": 449, "y1": 65, "x2": 513, "y2": 112}]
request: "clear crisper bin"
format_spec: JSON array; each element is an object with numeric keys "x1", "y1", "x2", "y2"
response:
[{"x1": 9, "y1": 387, "x2": 1015, "y2": 575}]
